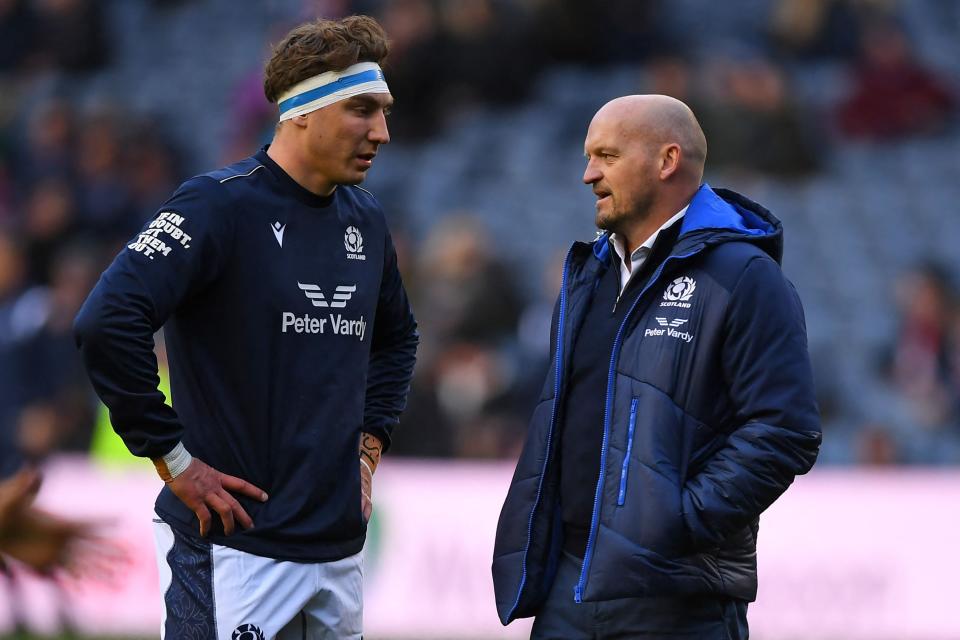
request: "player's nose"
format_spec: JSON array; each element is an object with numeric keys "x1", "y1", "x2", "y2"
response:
[{"x1": 369, "y1": 112, "x2": 390, "y2": 145}]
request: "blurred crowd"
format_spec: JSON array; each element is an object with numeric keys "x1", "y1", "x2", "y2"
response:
[
  {"x1": 861, "y1": 262, "x2": 960, "y2": 464},
  {"x1": 0, "y1": 0, "x2": 958, "y2": 472}
]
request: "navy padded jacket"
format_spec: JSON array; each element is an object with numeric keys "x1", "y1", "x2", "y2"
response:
[{"x1": 492, "y1": 184, "x2": 821, "y2": 624}]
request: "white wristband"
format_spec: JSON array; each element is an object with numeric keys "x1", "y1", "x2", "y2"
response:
[{"x1": 162, "y1": 442, "x2": 194, "y2": 479}]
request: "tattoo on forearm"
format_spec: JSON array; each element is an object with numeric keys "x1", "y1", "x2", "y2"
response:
[{"x1": 360, "y1": 433, "x2": 383, "y2": 473}]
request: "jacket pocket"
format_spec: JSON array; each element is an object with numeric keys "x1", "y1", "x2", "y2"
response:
[{"x1": 617, "y1": 397, "x2": 640, "y2": 506}]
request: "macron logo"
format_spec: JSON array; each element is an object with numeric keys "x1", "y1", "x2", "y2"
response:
[
  {"x1": 297, "y1": 283, "x2": 356, "y2": 308},
  {"x1": 271, "y1": 221, "x2": 285, "y2": 247}
]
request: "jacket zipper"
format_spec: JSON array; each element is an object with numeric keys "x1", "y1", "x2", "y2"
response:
[
  {"x1": 575, "y1": 250, "x2": 698, "y2": 603},
  {"x1": 617, "y1": 398, "x2": 640, "y2": 506},
  {"x1": 507, "y1": 245, "x2": 574, "y2": 620}
]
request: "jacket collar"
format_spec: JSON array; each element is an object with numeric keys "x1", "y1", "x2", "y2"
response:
[{"x1": 587, "y1": 183, "x2": 783, "y2": 270}]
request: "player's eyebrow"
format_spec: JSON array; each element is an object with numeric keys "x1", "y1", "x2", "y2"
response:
[
  {"x1": 346, "y1": 94, "x2": 394, "y2": 110},
  {"x1": 585, "y1": 146, "x2": 618, "y2": 158}
]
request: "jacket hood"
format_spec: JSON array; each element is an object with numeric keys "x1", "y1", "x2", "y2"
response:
[{"x1": 592, "y1": 183, "x2": 783, "y2": 266}]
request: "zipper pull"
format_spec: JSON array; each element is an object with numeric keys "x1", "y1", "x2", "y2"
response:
[{"x1": 574, "y1": 584, "x2": 583, "y2": 603}]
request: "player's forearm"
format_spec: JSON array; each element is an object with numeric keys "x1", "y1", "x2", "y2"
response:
[
  {"x1": 364, "y1": 235, "x2": 419, "y2": 438},
  {"x1": 363, "y1": 326, "x2": 418, "y2": 450},
  {"x1": 359, "y1": 432, "x2": 383, "y2": 473}
]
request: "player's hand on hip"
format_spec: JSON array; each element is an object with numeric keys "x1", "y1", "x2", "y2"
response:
[{"x1": 166, "y1": 458, "x2": 268, "y2": 537}]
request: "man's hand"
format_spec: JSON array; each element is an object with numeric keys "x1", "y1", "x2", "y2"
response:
[
  {"x1": 359, "y1": 433, "x2": 383, "y2": 522},
  {"x1": 165, "y1": 458, "x2": 268, "y2": 537}
]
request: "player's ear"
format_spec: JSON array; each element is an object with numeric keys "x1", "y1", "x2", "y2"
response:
[{"x1": 289, "y1": 114, "x2": 309, "y2": 129}]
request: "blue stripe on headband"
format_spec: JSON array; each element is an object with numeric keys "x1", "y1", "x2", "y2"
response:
[{"x1": 278, "y1": 69, "x2": 385, "y2": 115}]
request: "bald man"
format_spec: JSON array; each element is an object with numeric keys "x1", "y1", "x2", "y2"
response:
[{"x1": 493, "y1": 95, "x2": 821, "y2": 638}]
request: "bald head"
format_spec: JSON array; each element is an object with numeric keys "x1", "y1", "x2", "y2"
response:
[
  {"x1": 591, "y1": 95, "x2": 707, "y2": 182},
  {"x1": 583, "y1": 95, "x2": 708, "y2": 248}
]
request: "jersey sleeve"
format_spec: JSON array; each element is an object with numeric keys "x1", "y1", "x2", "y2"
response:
[
  {"x1": 73, "y1": 176, "x2": 234, "y2": 459},
  {"x1": 362, "y1": 229, "x2": 419, "y2": 451}
]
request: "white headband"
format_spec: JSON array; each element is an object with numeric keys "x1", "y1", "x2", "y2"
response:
[{"x1": 277, "y1": 62, "x2": 390, "y2": 122}]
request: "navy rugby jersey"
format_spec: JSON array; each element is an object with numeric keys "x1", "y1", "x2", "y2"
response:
[{"x1": 74, "y1": 148, "x2": 418, "y2": 561}]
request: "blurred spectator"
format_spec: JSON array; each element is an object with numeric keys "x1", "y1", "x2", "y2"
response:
[
  {"x1": 0, "y1": 227, "x2": 31, "y2": 476},
  {"x1": 151, "y1": 0, "x2": 194, "y2": 8},
  {"x1": 221, "y1": 67, "x2": 277, "y2": 163},
  {"x1": 768, "y1": 0, "x2": 865, "y2": 61},
  {"x1": 698, "y1": 54, "x2": 821, "y2": 178},
  {"x1": 0, "y1": 160, "x2": 12, "y2": 224},
  {"x1": 14, "y1": 243, "x2": 99, "y2": 463},
  {"x1": 457, "y1": 411, "x2": 526, "y2": 459},
  {"x1": 517, "y1": 248, "x2": 564, "y2": 363},
  {"x1": 220, "y1": 22, "x2": 295, "y2": 164},
  {"x1": 855, "y1": 424, "x2": 900, "y2": 465},
  {"x1": 433, "y1": 0, "x2": 535, "y2": 113},
  {"x1": 532, "y1": 0, "x2": 670, "y2": 65},
  {"x1": 0, "y1": 0, "x2": 38, "y2": 73},
  {"x1": 396, "y1": 214, "x2": 526, "y2": 457},
  {"x1": 531, "y1": 0, "x2": 606, "y2": 65},
  {"x1": 434, "y1": 343, "x2": 513, "y2": 456},
  {"x1": 125, "y1": 121, "x2": 181, "y2": 234},
  {"x1": 882, "y1": 262, "x2": 959, "y2": 430},
  {"x1": 596, "y1": 0, "x2": 670, "y2": 63},
  {"x1": 643, "y1": 52, "x2": 820, "y2": 179},
  {"x1": 32, "y1": 0, "x2": 110, "y2": 73},
  {"x1": 73, "y1": 106, "x2": 136, "y2": 237},
  {"x1": 374, "y1": 0, "x2": 446, "y2": 139},
  {"x1": 837, "y1": 18, "x2": 956, "y2": 139},
  {"x1": 644, "y1": 55, "x2": 699, "y2": 105},
  {"x1": 413, "y1": 214, "x2": 523, "y2": 358},
  {"x1": 21, "y1": 177, "x2": 79, "y2": 285},
  {"x1": 298, "y1": 0, "x2": 352, "y2": 21},
  {"x1": 391, "y1": 368, "x2": 456, "y2": 458},
  {"x1": 16, "y1": 99, "x2": 75, "y2": 187}
]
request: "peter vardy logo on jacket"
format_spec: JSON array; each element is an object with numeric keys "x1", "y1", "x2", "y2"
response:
[
  {"x1": 345, "y1": 226, "x2": 366, "y2": 260},
  {"x1": 281, "y1": 282, "x2": 366, "y2": 340},
  {"x1": 660, "y1": 276, "x2": 696, "y2": 308}
]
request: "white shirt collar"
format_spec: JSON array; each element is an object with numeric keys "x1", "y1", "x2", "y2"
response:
[{"x1": 609, "y1": 206, "x2": 688, "y2": 291}]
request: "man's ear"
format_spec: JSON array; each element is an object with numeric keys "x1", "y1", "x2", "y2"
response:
[{"x1": 659, "y1": 143, "x2": 681, "y2": 181}]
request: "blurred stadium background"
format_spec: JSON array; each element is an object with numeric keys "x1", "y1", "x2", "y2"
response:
[{"x1": 0, "y1": 0, "x2": 959, "y2": 638}]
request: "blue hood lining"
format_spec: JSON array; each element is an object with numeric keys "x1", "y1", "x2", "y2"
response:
[
  {"x1": 593, "y1": 234, "x2": 611, "y2": 263},
  {"x1": 679, "y1": 183, "x2": 774, "y2": 238},
  {"x1": 591, "y1": 184, "x2": 779, "y2": 262}
]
